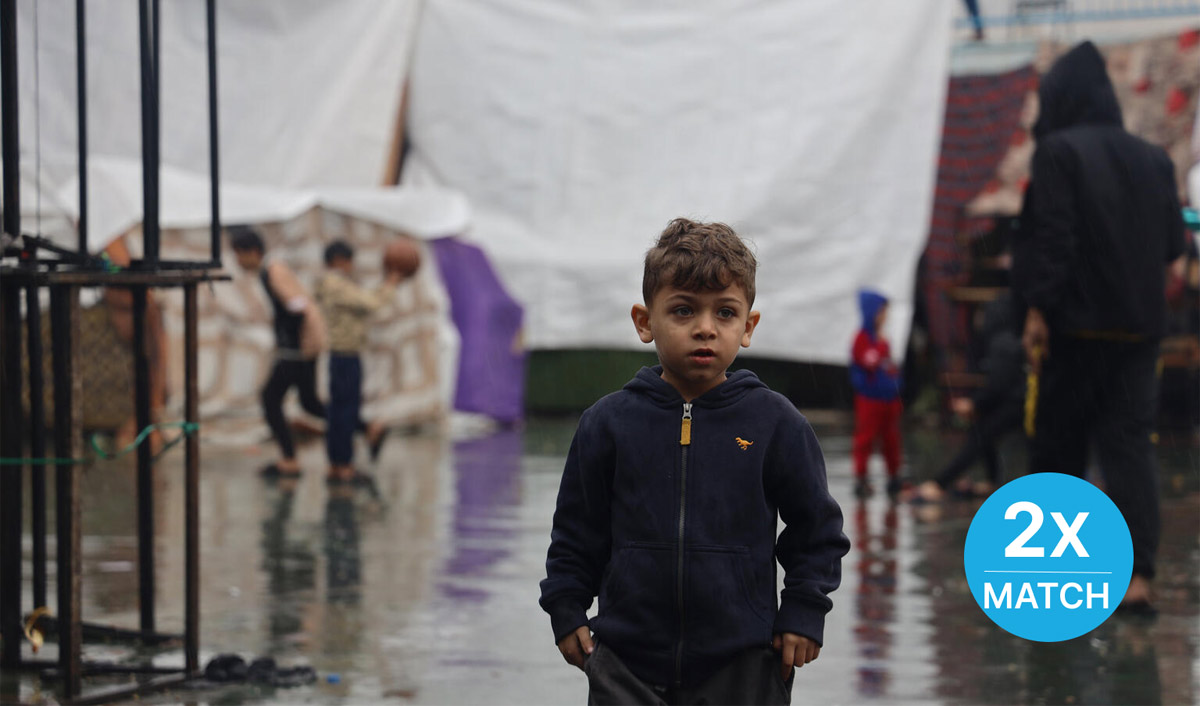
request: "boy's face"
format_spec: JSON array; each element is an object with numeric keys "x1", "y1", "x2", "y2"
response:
[
  {"x1": 631, "y1": 282, "x2": 760, "y2": 402},
  {"x1": 875, "y1": 303, "x2": 888, "y2": 333},
  {"x1": 233, "y1": 248, "x2": 263, "y2": 272},
  {"x1": 330, "y1": 256, "x2": 354, "y2": 274}
]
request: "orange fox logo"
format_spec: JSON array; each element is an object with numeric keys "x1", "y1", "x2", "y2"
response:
[{"x1": 735, "y1": 437, "x2": 754, "y2": 451}]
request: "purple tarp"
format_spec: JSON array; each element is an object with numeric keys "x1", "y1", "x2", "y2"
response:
[{"x1": 431, "y1": 237, "x2": 526, "y2": 423}]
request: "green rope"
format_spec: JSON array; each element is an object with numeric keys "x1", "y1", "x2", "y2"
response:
[{"x1": 0, "y1": 422, "x2": 199, "y2": 466}]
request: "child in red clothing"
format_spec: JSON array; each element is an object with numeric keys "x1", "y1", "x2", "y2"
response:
[{"x1": 849, "y1": 290, "x2": 903, "y2": 497}]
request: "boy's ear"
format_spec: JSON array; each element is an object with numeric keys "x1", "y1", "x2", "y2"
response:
[
  {"x1": 741, "y1": 310, "x2": 761, "y2": 348},
  {"x1": 631, "y1": 304, "x2": 654, "y2": 343}
]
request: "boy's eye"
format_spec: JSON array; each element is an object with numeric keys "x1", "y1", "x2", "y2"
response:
[
  {"x1": 717, "y1": 308, "x2": 736, "y2": 319},
  {"x1": 672, "y1": 306, "x2": 693, "y2": 316}
]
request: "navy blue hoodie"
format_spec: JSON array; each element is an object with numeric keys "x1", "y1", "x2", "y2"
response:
[{"x1": 539, "y1": 367, "x2": 849, "y2": 689}]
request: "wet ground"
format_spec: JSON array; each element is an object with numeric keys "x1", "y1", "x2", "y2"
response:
[{"x1": 2, "y1": 417, "x2": 1198, "y2": 705}]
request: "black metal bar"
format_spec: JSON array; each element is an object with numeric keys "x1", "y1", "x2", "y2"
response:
[
  {"x1": 50, "y1": 284, "x2": 82, "y2": 699},
  {"x1": 28, "y1": 613, "x2": 181, "y2": 646},
  {"x1": 132, "y1": 285, "x2": 156, "y2": 634},
  {"x1": 76, "y1": 0, "x2": 88, "y2": 254},
  {"x1": 27, "y1": 284, "x2": 48, "y2": 610},
  {"x1": 71, "y1": 673, "x2": 189, "y2": 706},
  {"x1": 38, "y1": 663, "x2": 185, "y2": 678},
  {"x1": 1, "y1": 0, "x2": 18, "y2": 244},
  {"x1": 206, "y1": 0, "x2": 221, "y2": 264},
  {"x1": 0, "y1": 281, "x2": 24, "y2": 669},
  {"x1": 184, "y1": 283, "x2": 200, "y2": 676},
  {"x1": 138, "y1": 0, "x2": 160, "y2": 263}
]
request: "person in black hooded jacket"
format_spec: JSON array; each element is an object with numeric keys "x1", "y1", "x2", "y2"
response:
[
  {"x1": 540, "y1": 218, "x2": 849, "y2": 704},
  {"x1": 1012, "y1": 41, "x2": 1186, "y2": 611}
]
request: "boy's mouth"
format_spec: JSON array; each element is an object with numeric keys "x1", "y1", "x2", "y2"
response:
[{"x1": 689, "y1": 348, "x2": 717, "y2": 364}]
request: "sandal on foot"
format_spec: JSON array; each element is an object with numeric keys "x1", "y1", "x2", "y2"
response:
[{"x1": 260, "y1": 463, "x2": 301, "y2": 480}]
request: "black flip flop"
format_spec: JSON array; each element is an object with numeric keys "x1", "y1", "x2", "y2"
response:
[{"x1": 260, "y1": 463, "x2": 301, "y2": 480}]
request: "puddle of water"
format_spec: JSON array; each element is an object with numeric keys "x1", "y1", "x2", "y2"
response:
[{"x1": 2, "y1": 420, "x2": 1196, "y2": 704}]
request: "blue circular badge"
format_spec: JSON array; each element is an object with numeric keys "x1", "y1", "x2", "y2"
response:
[{"x1": 963, "y1": 473, "x2": 1132, "y2": 642}]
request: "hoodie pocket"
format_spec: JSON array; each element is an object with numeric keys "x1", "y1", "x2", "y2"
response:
[
  {"x1": 595, "y1": 542, "x2": 674, "y2": 652},
  {"x1": 685, "y1": 545, "x2": 773, "y2": 649}
]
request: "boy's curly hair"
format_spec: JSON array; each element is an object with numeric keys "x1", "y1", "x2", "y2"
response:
[{"x1": 642, "y1": 218, "x2": 757, "y2": 305}]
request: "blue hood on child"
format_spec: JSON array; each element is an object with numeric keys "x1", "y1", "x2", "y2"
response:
[{"x1": 858, "y1": 289, "x2": 888, "y2": 339}]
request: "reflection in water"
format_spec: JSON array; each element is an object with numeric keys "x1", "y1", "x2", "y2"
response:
[
  {"x1": 853, "y1": 500, "x2": 898, "y2": 697},
  {"x1": 259, "y1": 487, "x2": 315, "y2": 650},
  {"x1": 439, "y1": 429, "x2": 523, "y2": 602},
  {"x1": 325, "y1": 489, "x2": 362, "y2": 605}
]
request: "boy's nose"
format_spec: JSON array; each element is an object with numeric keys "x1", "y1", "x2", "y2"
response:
[{"x1": 693, "y1": 315, "x2": 717, "y2": 339}]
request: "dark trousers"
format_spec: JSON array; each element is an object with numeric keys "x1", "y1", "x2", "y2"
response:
[
  {"x1": 261, "y1": 357, "x2": 326, "y2": 459},
  {"x1": 1030, "y1": 337, "x2": 1160, "y2": 579},
  {"x1": 327, "y1": 353, "x2": 363, "y2": 466},
  {"x1": 585, "y1": 642, "x2": 793, "y2": 706},
  {"x1": 935, "y1": 401, "x2": 1023, "y2": 488},
  {"x1": 962, "y1": 0, "x2": 982, "y2": 30}
]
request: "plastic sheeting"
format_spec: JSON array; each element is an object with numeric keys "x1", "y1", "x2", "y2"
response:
[
  {"x1": 56, "y1": 157, "x2": 471, "y2": 252},
  {"x1": 404, "y1": 1, "x2": 952, "y2": 364},
  {"x1": 7, "y1": 0, "x2": 416, "y2": 218}
]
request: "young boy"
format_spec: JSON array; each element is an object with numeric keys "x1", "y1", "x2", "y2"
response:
[
  {"x1": 540, "y1": 218, "x2": 849, "y2": 705},
  {"x1": 231, "y1": 226, "x2": 328, "y2": 478},
  {"x1": 849, "y1": 289, "x2": 903, "y2": 498},
  {"x1": 314, "y1": 241, "x2": 401, "y2": 484}
]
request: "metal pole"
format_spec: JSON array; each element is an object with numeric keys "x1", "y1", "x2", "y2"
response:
[
  {"x1": 184, "y1": 283, "x2": 200, "y2": 676},
  {"x1": 0, "y1": 281, "x2": 24, "y2": 668},
  {"x1": 76, "y1": 0, "x2": 88, "y2": 254},
  {"x1": 133, "y1": 286, "x2": 155, "y2": 633},
  {"x1": 138, "y1": 0, "x2": 160, "y2": 264},
  {"x1": 2, "y1": 0, "x2": 20, "y2": 243},
  {"x1": 27, "y1": 284, "x2": 49, "y2": 610},
  {"x1": 206, "y1": 0, "x2": 221, "y2": 265},
  {"x1": 51, "y1": 284, "x2": 82, "y2": 699},
  {"x1": 0, "y1": 11, "x2": 22, "y2": 665}
]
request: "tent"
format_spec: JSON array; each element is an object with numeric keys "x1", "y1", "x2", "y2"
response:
[{"x1": 54, "y1": 158, "x2": 524, "y2": 433}]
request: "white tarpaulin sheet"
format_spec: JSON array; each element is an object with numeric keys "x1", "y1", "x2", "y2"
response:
[
  {"x1": 404, "y1": 1, "x2": 951, "y2": 364},
  {"x1": 8, "y1": 0, "x2": 416, "y2": 211},
  {"x1": 55, "y1": 157, "x2": 471, "y2": 251}
]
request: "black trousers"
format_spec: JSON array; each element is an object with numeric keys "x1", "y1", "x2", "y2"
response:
[
  {"x1": 1029, "y1": 337, "x2": 1160, "y2": 579},
  {"x1": 326, "y1": 354, "x2": 362, "y2": 466},
  {"x1": 935, "y1": 401, "x2": 1023, "y2": 489},
  {"x1": 261, "y1": 358, "x2": 326, "y2": 460},
  {"x1": 585, "y1": 642, "x2": 793, "y2": 706}
]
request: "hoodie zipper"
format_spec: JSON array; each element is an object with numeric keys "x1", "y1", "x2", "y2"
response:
[{"x1": 675, "y1": 402, "x2": 692, "y2": 687}]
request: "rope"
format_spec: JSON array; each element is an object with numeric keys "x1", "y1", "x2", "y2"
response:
[{"x1": 0, "y1": 422, "x2": 199, "y2": 466}]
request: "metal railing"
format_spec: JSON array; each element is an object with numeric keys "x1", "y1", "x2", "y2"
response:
[{"x1": 957, "y1": 0, "x2": 1200, "y2": 28}]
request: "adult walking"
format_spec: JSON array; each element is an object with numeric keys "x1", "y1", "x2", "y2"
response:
[{"x1": 1013, "y1": 41, "x2": 1186, "y2": 612}]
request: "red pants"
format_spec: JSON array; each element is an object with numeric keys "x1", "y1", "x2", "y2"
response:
[{"x1": 853, "y1": 396, "x2": 902, "y2": 477}]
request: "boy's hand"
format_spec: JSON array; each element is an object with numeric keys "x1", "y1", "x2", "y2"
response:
[
  {"x1": 557, "y1": 625, "x2": 595, "y2": 671},
  {"x1": 773, "y1": 632, "x2": 819, "y2": 680}
]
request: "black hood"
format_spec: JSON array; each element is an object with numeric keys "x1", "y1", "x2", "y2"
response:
[{"x1": 1033, "y1": 41, "x2": 1122, "y2": 139}]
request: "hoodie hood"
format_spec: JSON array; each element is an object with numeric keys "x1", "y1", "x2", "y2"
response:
[
  {"x1": 857, "y1": 289, "x2": 888, "y2": 337},
  {"x1": 624, "y1": 366, "x2": 766, "y2": 408},
  {"x1": 1033, "y1": 41, "x2": 1122, "y2": 139}
]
